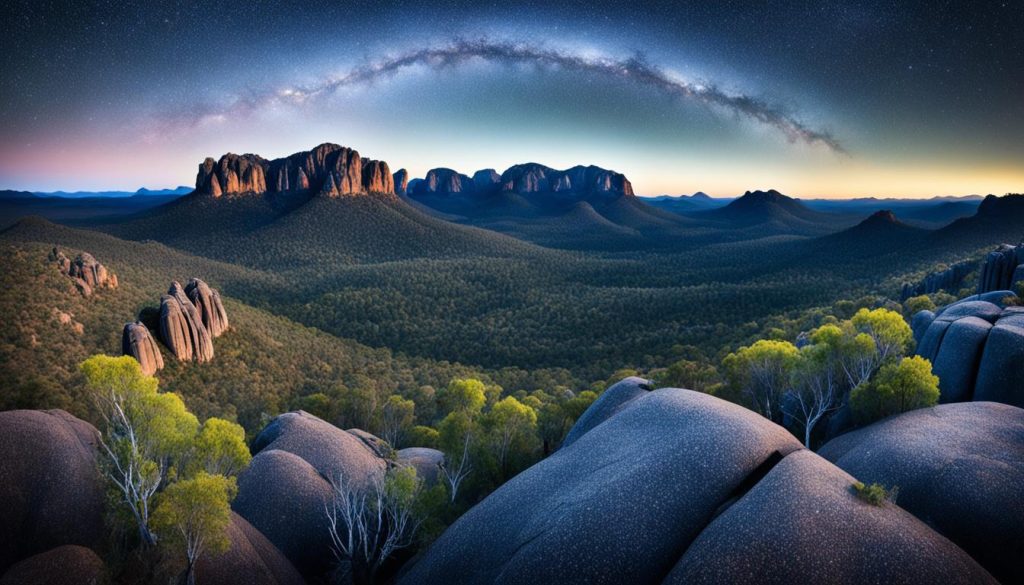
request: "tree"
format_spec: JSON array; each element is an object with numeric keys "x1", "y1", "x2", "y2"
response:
[
  {"x1": 722, "y1": 340, "x2": 800, "y2": 422},
  {"x1": 151, "y1": 473, "x2": 237, "y2": 585},
  {"x1": 437, "y1": 411, "x2": 474, "y2": 503},
  {"x1": 325, "y1": 467, "x2": 423, "y2": 584},
  {"x1": 903, "y1": 295, "x2": 936, "y2": 316},
  {"x1": 656, "y1": 359, "x2": 719, "y2": 392},
  {"x1": 82, "y1": 355, "x2": 198, "y2": 546},
  {"x1": 850, "y1": 356, "x2": 940, "y2": 424},
  {"x1": 851, "y1": 308, "x2": 913, "y2": 364},
  {"x1": 439, "y1": 378, "x2": 486, "y2": 416},
  {"x1": 784, "y1": 339, "x2": 841, "y2": 448},
  {"x1": 193, "y1": 418, "x2": 251, "y2": 477},
  {"x1": 485, "y1": 396, "x2": 537, "y2": 476},
  {"x1": 381, "y1": 395, "x2": 416, "y2": 448}
]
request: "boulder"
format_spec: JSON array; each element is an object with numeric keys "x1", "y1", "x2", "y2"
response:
[
  {"x1": 560, "y1": 376, "x2": 651, "y2": 448},
  {"x1": 977, "y1": 243, "x2": 1023, "y2": 294},
  {"x1": 0, "y1": 410, "x2": 105, "y2": 574},
  {"x1": 397, "y1": 447, "x2": 444, "y2": 485},
  {"x1": 184, "y1": 278, "x2": 229, "y2": 337},
  {"x1": 913, "y1": 294, "x2": 1023, "y2": 405},
  {"x1": 233, "y1": 449, "x2": 334, "y2": 579},
  {"x1": 0, "y1": 545, "x2": 106, "y2": 585},
  {"x1": 820, "y1": 402, "x2": 1024, "y2": 584},
  {"x1": 121, "y1": 321, "x2": 164, "y2": 376},
  {"x1": 399, "y1": 389, "x2": 803, "y2": 584},
  {"x1": 49, "y1": 247, "x2": 116, "y2": 294},
  {"x1": 666, "y1": 450, "x2": 996, "y2": 585},
  {"x1": 168, "y1": 281, "x2": 214, "y2": 362},
  {"x1": 346, "y1": 428, "x2": 393, "y2": 459},
  {"x1": 195, "y1": 511, "x2": 305, "y2": 585},
  {"x1": 159, "y1": 294, "x2": 194, "y2": 361}
]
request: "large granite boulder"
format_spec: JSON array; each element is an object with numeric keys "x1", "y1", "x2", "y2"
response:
[
  {"x1": 560, "y1": 376, "x2": 650, "y2": 448},
  {"x1": 820, "y1": 402, "x2": 1024, "y2": 584},
  {"x1": 195, "y1": 511, "x2": 305, "y2": 585},
  {"x1": 0, "y1": 545, "x2": 106, "y2": 585},
  {"x1": 666, "y1": 450, "x2": 995, "y2": 585},
  {"x1": 48, "y1": 247, "x2": 117, "y2": 295},
  {"x1": 168, "y1": 281, "x2": 214, "y2": 361},
  {"x1": 400, "y1": 389, "x2": 804, "y2": 584},
  {"x1": 184, "y1": 278, "x2": 229, "y2": 338},
  {"x1": 121, "y1": 321, "x2": 164, "y2": 376},
  {"x1": 159, "y1": 294, "x2": 194, "y2": 361},
  {"x1": 912, "y1": 293, "x2": 1023, "y2": 406},
  {"x1": 400, "y1": 389, "x2": 1000, "y2": 585},
  {"x1": 0, "y1": 410, "x2": 105, "y2": 574},
  {"x1": 397, "y1": 447, "x2": 444, "y2": 485},
  {"x1": 235, "y1": 411, "x2": 387, "y2": 579}
]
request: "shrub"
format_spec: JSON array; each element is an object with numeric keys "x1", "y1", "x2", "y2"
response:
[{"x1": 852, "y1": 481, "x2": 898, "y2": 506}]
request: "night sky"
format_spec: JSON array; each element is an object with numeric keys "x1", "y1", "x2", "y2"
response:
[{"x1": 1, "y1": 0, "x2": 1022, "y2": 197}]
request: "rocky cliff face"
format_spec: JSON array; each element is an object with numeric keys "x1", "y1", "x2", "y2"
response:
[
  {"x1": 121, "y1": 321, "x2": 164, "y2": 376},
  {"x1": 393, "y1": 169, "x2": 409, "y2": 195},
  {"x1": 978, "y1": 242, "x2": 1024, "y2": 294},
  {"x1": 414, "y1": 168, "x2": 474, "y2": 196},
  {"x1": 499, "y1": 163, "x2": 634, "y2": 198},
  {"x1": 48, "y1": 247, "x2": 117, "y2": 296},
  {"x1": 195, "y1": 143, "x2": 397, "y2": 197},
  {"x1": 902, "y1": 260, "x2": 975, "y2": 300}
]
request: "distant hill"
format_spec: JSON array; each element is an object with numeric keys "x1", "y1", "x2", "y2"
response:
[
  {"x1": 803, "y1": 196, "x2": 981, "y2": 228},
  {"x1": 933, "y1": 194, "x2": 1024, "y2": 247},
  {"x1": 691, "y1": 189, "x2": 857, "y2": 237},
  {"x1": 0, "y1": 193, "x2": 184, "y2": 230},
  {"x1": 816, "y1": 210, "x2": 928, "y2": 254},
  {"x1": 643, "y1": 193, "x2": 730, "y2": 214}
]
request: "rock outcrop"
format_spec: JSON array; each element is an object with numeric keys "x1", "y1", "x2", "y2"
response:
[
  {"x1": 235, "y1": 411, "x2": 387, "y2": 578},
  {"x1": 977, "y1": 242, "x2": 1024, "y2": 294},
  {"x1": 473, "y1": 168, "x2": 501, "y2": 191},
  {"x1": 399, "y1": 387, "x2": 997, "y2": 585},
  {"x1": 499, "y1": 163, "x2": 634, "y2": 198},
  {"x1": 560, "y1": 376, "x2": 651, "y2": 448},
  {"x1": 901, "y1": 259, "x2": 975, "y2": 300},
  {"x1": 413, "y1": 168, "x2": 474, "y2": 196},
  {"x1": 195, "y1": 143, "x2": 397, "y2": 197},
  {"x1": 0, "y1": 410, "x2": 105, "y2": 575},
  {"x1": 48, "y1": 247, "x2": 117, "y2": 296},
  {"x1": 820, "y1": 402, "x2": 1024, "y2": 584},
  {"x1": 0, "y1": 545, "x2": 106, "y2": 585},
  {"x1": 912, "y1": 292, "x2": 1023, "y2": 406},
  {"x1": 397, "y1": 447, "x2": 444, "y2": 485},
  {"x1": 121, "y1": 321, "x2": 164, "y2": 376},
  {"x1": 185, "y1": 278, "x2": 229, "y2": 337},
  {"x1": 393, "y1": 168, "x2": 409, "y2": 195},
  {"x1": 195, "y1": 512, "x2": 305, "y2": 585}
]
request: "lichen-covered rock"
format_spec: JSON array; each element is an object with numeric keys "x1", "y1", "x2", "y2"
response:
[
  {"x1": 820, "y1": 402, "x2": 1024, "y2": 584},
  {"x1": 666, "y1": 450, "x2": 996, "y2": 585},
  {"x1": 0, "y1": 545, "x2": 106, "y2": 585},
  {"x1": 184, "y1": 278, "x2": 229, "y2": 337},
  {"x1": 561, "y1": 376, "x2": 650, "y2": 448},
  {"x1": 121, "y1": 321, "x2": 164, "y2": 376},
  {"x1": 397, "y1": 447, "x2": 444, "y2": 485},
  {"x1": 912, "y1": 293, "x2": 1023, "y2": 406},
  {"x1": 195, "y1": 512, "x2": 305, "y2": 585},
  {"x1": 0, "y1": 411, "x2": 105, "y2": 574}
]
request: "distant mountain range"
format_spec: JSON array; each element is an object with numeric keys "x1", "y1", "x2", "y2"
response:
[{"x1": 0, "y1": 186, "x2": 193, "y2": 199}]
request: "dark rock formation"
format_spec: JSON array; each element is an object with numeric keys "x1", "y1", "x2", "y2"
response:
[
  {"x1": 195, "y1": 512, "x2": 305, "y2": 585},
  {"x1": 413, "y1": 168, "x2": 474, "y2": 196},
  {"x1": 473, "y1": 168, "x2": 501, "y2": 190},
  {"x1": 195, "y1": 142, "x2": 397, "y2": 197},
  {"x1": 977, "y1": 242, "x2": 1024, "y2": 294},
  {"x1": 347, "y1": 428, "x2": 393, "y2": 459},
  {"x1": 912, "y1": 293, "x2": 1023, "y2": 406},
  {"x1": 560, "y1": 376, "x2": 650, "y2": 448},
  {"x1": 49, "y1": 247, "x2": 117, "y2": 296},
  {"x1": 393, "y1": 168, "x2": 409, "y2": 195},
  {"x1": 0, "y1": 410, "x2": 105, "y2": 575},
  {"x1": 0, "y1": 545, "x2": 106, "y2": 585},
  {"x1": 185, "y1": 278, "x2": 229, "y2": 337},
  {"x1": 500, "y1": 163, "x2": 634, "y2": 198},
  {"x1": 168, "y1": 281, "x2": 214, "y2": 362},
  {"x1": 397, "y1": 447, "x2": 444, "y2": 485},
  {"x1": 665, "y1": 449, "x2": 995, "y2": 585},
  {"x1": 121, "y1": 321, "x2": 164, "y2": 376},
  {"x1": 820, "y1": 402, "x2": 1024, "y2": 584},
  {"x1": 236, "y1": 411, "x2": 387, "y2": 578},
  {"x1": 901, "y1": 259, "x2": 975, "y2": 301},
  {"x1": 400, "y1": 388, "x2": 996, "y2": 584}
]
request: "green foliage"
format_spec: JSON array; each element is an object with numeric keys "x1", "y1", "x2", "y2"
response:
[
  {"x1": 851, "y1": 356, "x2": 940, "y2": 424},
  {"x1": 193, "y1": 418, "x2": 251, "y2": 477},
  {"x1": 903, "y1": 294, "x2": 936, "y2": 315},
  {"x1": 439, "y1": 378, "x2": 487, "y2": 416},
  {"x1": 654, "y1": 358, "x2": 719, "y2": 392},
  {"x1": 723, "y1": 339, "x2": 800, "y2": 420},
  {"x1": 381, "y1": 395, "x2": 416, "y2": 447},
  {"x1": 851, "y1": 307, "x2": 914, "y2": 361},
  {"x1": 852, "y1": 481, "x2": 898, "y2": 506},
  {"x1": 407, "y1": 425, "x2": 440, "y2": 449},
  {"x1": 151, "y1": 472, "x2": 237, "y2": 582}
]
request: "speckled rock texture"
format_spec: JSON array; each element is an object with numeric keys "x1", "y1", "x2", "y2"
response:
[
  {"x1": 0, "y1": 410, "x2": 105, "y2": 575},
  {"x1": 195, "y1": 511, "x2": 305, "y2": 585},
  {"x1": 560, "y1": 376, "x2": 651, "y2": 448},
  {"x1": 819, "y1": 402, "x2": 1024, "y2": 584},
  {"x1": 666, "y1": 449, "x2": 996, "y2": 584},
  {"x1": 399, "y1": 389, "x2": 804, "y2": 584},
  {"x1": 236, "y1": 411, "x2": 386, "y2": 579},
  {"x1": 912, "y1": 292, "x2": 1023, "y2": 406},
  {"x1": 397, "y1": 447, "x2": 445, "y2": 485},
  {"x1": 0, "y1": 545, "x2": 106, "y2": 585},
  {"x1": 400, "y1": 389, "x2": 1002, "y2": 585},
  {"x1": 121, "y1": 321, "x2": 164, "y2": 376}
]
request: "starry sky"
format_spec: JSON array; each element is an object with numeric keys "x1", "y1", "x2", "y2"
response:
[{"x1": 1, "y1": 0, "x2": 1022, "y2": 197}]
